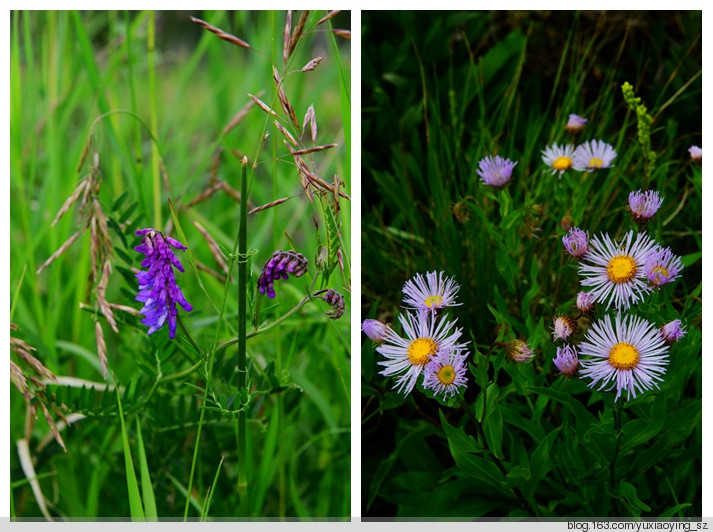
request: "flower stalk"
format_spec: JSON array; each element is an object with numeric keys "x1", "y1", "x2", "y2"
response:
[{"x1": 237, "y1": 156, "x2": 249, "y2": 502}]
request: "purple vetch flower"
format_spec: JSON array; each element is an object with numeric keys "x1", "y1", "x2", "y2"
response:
[
  {"x1": 688, "y1": 145, "x2": 702, "y2": 161},
  {"x1": 562, "y1": 227, "x2": 589, "y2": 258},
  {"x1": 565, "y1": 114, "x2": 588, "y2": 134},
  {"x1": 476, "y1": 155, "x2": 518, "y2": 187},
  {"x1": 576, "y1": 291, "x2": 595, "y2": 313},
  {"x1": 322, "y1": 289, "x2": 345, "y2": 319},
  {"x1": 660, "y1": 319, "x2": 686, "y2": 343},
  {"x1": 644, "y1": 246, "x2": 683, "y2": 287},
  {"x1": 257, "y1": 250, "x2": 308, "y2": 298},
  {"x1": 553, "y1": 344, "x2": 579, "y2": 376},
  {"x1": 362, "y1": 319, "x2": 389, "y2": 342},
  {"x1": 629, "y1": 190, "x2": 663, "y2": 221},
  {"x1": 134, "y1": 228, "x2": 193, "y2": 339}
]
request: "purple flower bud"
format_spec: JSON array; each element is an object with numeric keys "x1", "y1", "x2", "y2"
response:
[
  {"x1": 505, "y1": 339, "x2": 535, "y2": 363},
  {"x1": 476, "y1": 155, "x2": 517, "y2": 187},
  {"x1": 562, "y1": 227, "x2": 589, "y2": 258},
  {"x1": 565, "y1": 114, "x2": 587, "y2": 134},
  {"x1": 660, "y1": 319, "x2": 686, "y2": 343},
  {"x1": 322, "y1": 289, "x2": 345, "y2": 319},
  {"x1": 362, "y1": 319, "x2": 388, "y2": 342},
  {"x1": 689, "y1": 145, "x2": 702, "y2": 161},
  {"x1": 629, "y1": 190, "x2": 663, "y2": 221},
  {"x1": 134, "y1": 228, "x2": 192, "y2": 339},
  {"x1": 576, "y1": 291, "x2": 595, "y2": 313},
  {"x1": 553, "y1": 344, "x2": 579, "y2": 376},
  {"x1": 257, "y1": 250, "x2": 308, "y2": 299}
]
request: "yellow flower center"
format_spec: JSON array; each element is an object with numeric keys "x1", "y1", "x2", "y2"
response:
[
  {"x1": 589, "y1": 157, "x2": 604, "y2": 168},
  {"x1": 437, "y1": 365, "x2": 456, "y2": 385},
  {"x1": 553, "y1": 156, "x2": 572, "y2": 171},
  {"x1": 407, "y1": 338, "x2": 437, "y2": 365},
  {"x1": 607, "y1": 254, "x2": 637, "y2": 283},
  {"x1": 649, "y1": 266, "x2": 669, "y2": 284},
  {"x1": 609, "y1": 342, "x2": 640, "y2": 370},
  {"x1": 424, "y1": 295, "x2": 444, "y2": 308}
]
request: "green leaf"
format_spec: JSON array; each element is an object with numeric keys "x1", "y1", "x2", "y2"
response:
[
  {"x1": 620, "y1": 393, "x2": 666, "y2": 449},
  {"x1": 438, "y1": 410, "x2": 505, "y2": 492},
  {"x1": 527, "y1": 386, "x2": 597, "y2": 439},
  {"x1": 608, "y1": 480, "x2": 651, "y2": 515},
  {"x1": 523, "y1": 426, "x2": 561, "y2": 499},
  {"x1": 483, "y1": 404, "x2": 503, "y2": 458}
]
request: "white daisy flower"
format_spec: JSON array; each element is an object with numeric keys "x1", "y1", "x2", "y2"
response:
[
  {"x1": 376, "y1": 311, "x2": 467, "y2": 395},
  {"x1": 572, "y1": 140, "x2": 617, "y2": 172},
  {"x1": 578, "y1": 231, "x2": 658, "y2": 311},
  {"x1": 541, "y1": 143, "x2": 576, "y2": 176},
  {"x1": 422, "y1": 348, "x2": 469, "y2": 399},
  {"x1": 579, "y1": 313, "x2": 669, "y2": 401},
  {"x1": 402, "y1": 271, "x2": 461, "y2": 313}
]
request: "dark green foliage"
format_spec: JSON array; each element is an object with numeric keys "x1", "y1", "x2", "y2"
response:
[{"x1": 362, "y1": 11, "x2": 701, "y2": 518}]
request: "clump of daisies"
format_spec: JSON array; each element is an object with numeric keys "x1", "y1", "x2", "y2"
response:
[
  {"x1": 553, "y1": 190, "x2": 687, "y2": 401},
  {"x1": 541, "y1": 119, "x2": 617, "y2": 177},
  {"x1": 362, "y1": 271, "x2": 470, "y2": 399}
]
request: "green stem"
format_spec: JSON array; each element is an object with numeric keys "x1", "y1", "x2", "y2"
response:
[
  {"x1": 236, "y1": 157, "x2": 249, "y2": 506},
  {"x1": 216, "y1": 293, "x2": 315, "y2": 352},
  {"x1": 610, "y1": 400, "x2": 625, "y2": 488},
  {"x1": 147, "y1": 11, "x2": 161, "y2": 229}
]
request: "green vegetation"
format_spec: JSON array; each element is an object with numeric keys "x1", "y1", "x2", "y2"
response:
[{"x1": 11, "y1": 10, "x2": 351, "y2": 519}]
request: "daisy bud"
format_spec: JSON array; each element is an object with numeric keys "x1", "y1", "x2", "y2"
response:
[
  {"x1": 565, "y1": 114, "x2": 587, "y2": 134},
  {"x1": 553, "y1": 344, "x2": 579, "y2": 376},
  {"x1": 362, "y1": 319, "x2": 389, "y2": 342},
  {"x1": 629, "y1": 190, "x2": 663, "y2": 221},
  {"x1": 552, "y1": 315, "x2": 576, "y2": 342},
  {"x1": 688, "y1": 145, "x2": 702, "y2": 162},
  {"x1": 660, "y1": 319, "x2": 686, "y2": 343},
  {"x1": 476, "y1": 155, "x2": 517, "y2": 187},
  {"x1": 562, "y1": 227, "x2": 589, "y2": 258},
  {"x1": 576, "y1": 291, "x2": 595, "y2": 313},
  {"x1": 505, "y1": 339, "x2": 535, "y2": 363}
]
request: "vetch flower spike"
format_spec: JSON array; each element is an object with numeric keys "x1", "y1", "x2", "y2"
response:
[
  {"x1": 257, "y1": 250, "x2": 308, "y2": 298},
  {"x1": 135, "y1": 228, "x2": 193, "y2": 339},
  {"x1": 322, "y1": 289, "x2": 345, "y2": 319}
]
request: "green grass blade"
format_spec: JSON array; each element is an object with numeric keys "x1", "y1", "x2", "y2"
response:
[
  {"x1": 115, "y1": 378, "x2": 145, "y2": 520},
  {"x1": 200, "y1": 455, "x2": 225, "y2": 521},
  {"x1": 135, "y1": 417, "x2": 158, "y2": 520}
]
